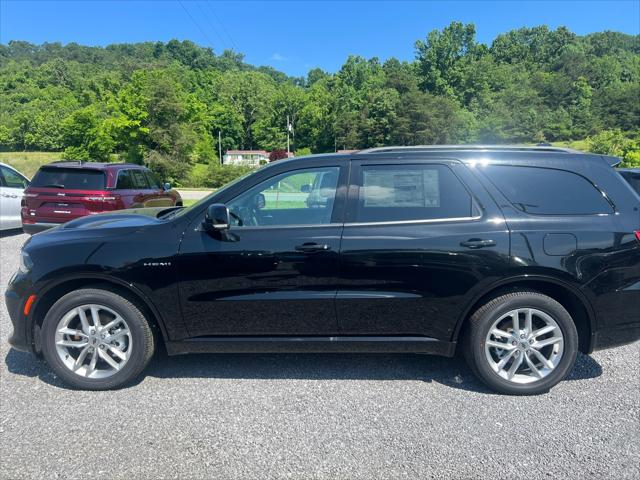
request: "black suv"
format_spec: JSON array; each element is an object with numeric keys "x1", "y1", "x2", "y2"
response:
[{"x1": 6, "y1": 146, "x2": 640, "y2": 394}]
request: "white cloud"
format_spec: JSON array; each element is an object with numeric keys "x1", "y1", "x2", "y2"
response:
[{"x1": 271, "y1": 53, "x2": 287, "y2": 61}]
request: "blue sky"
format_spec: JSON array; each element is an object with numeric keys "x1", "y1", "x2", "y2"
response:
[{"x1": 1, "y1": 1, "x2": 639, "y2": 77}]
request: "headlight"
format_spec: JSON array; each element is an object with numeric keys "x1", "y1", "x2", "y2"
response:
[{"x1": 19, "y1": 250, "x2": 33, "y2": 274}]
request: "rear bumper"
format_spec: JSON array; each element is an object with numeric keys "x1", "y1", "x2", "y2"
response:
[{"x1": 22, "y1": 222, "x2": 60, "y2": 235}]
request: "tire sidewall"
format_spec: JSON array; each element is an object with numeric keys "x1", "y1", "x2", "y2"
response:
[
  {"x1": 470, "y1": 294, "x2": 579, "y2": 395},
  {"x1": 41, "y1": 290, "x2": 149, "y2": 390}
]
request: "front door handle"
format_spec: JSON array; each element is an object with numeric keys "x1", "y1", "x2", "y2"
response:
[
  {"x1": 295, "y1": 243, "x2": 331, "y2": 253},
  {"x1": 460, "y1": 238, "x2": 497, "y2": 249}
]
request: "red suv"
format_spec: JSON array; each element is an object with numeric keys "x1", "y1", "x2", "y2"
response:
[{"x1": 22, "y1": 162, "x2": 182, "y2": 234}]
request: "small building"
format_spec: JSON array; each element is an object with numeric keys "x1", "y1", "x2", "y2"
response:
[{"x1": 223, "y1": 150, "x2": 269, "y2": 167}]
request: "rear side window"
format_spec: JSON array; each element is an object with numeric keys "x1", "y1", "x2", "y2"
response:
[
  {"x1": 483, "y1": 165, "x2": 613, "y2": 215},
  {"x1": 145, "y1": 171, "x2": 162, "y2": 189},
  {"x1": 116, "y1": 170, "x2": 134, "y2": 189},
  {"x1": 354, "y1": 164, "x2": 474, "y2": 223},
  {"x1": 619, "y1": 171, "x2": 640, "y2": 196},
  {"x1": 130, "y1": 170, "x2": 149, "y2": 189},
  {"x1": 30, "y1": 167, "x2": 105, "y2": 190}
]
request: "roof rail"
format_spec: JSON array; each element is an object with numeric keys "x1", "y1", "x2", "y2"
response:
[{"x1": 355, "y1": 145, "x2": 585, "y2": 155}]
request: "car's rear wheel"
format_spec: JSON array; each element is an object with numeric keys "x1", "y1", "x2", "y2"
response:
[
  {"x1": 463, "y1": 291, "x2": 578, "y2": 395},
  {"x1": 40, "y1": 288, "x2": 155, "y2": 390}
]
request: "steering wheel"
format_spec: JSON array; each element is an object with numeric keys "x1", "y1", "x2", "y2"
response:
[
  {"x1": 228, "y1": 210, "x2": 244, "y2": 226},
  {"x1": 238, "y1": 206, "x2": 258, "y2": 226}
]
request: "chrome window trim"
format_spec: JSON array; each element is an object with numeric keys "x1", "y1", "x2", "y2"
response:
[
  {"x1": 343, "y1": 214, "x2": 483, "y2": 227},
  {"x1": 226, "y1": 214, "x2": 484, "y2": 230},
  {"x1": 228, "y1": 222, "x2": 343, "y2": 231}
]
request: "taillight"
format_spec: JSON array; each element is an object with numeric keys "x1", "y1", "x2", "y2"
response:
[{"x1": 635, "y1": 231, "x2": 640, "y2": 242}]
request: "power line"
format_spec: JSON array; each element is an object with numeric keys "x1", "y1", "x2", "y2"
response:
[
  {"x1": 177, "y1": 0, "x2": 216, "y2": 48},
  {"x1": 203, "y1": 1, "x2": 238, "y2": 51},
  {"x1": 193, "y1": 1, "x2": 228, "y2": 50}
]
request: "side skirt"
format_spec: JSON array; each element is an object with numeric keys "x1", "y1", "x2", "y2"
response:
[{"x1": 165, "y1": 336, "x2": 456, "y2": 357}]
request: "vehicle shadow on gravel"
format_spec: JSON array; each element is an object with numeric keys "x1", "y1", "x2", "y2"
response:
[
  {"x1": 0, "y1": 228, "x2": 24, "y2": 238},
  {"x1": 5, "y1": 347, "x2": 603, "y2": 394}
]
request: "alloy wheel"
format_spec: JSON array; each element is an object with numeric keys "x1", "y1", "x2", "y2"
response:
[
  {"x1": 484, "y1": 308, "x2": 564, "y2": 384},
  {"x1": 54, "y1": 304, "x2": 132, "y2": 379}
]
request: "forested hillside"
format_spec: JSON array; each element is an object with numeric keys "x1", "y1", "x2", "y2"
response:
[{"x1": 1, "y1": 22, "x2": 639, "y2": 185}]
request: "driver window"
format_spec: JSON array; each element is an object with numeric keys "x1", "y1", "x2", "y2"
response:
[{"x1": 227, "y1": 167, "x2": 340, "y2": 227}]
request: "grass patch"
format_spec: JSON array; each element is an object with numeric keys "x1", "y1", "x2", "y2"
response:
[
  {"x1": 550, "y1": 139, "x2": 590, "y2": 151},
  {"x1": 0, "y1": 151, "x2": 63, "y2": 178},
  {"x1": 182, "y1": 199, "x2": 199, "y2": 207}
]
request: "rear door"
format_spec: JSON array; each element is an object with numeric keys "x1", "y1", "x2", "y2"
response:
[
  {"x1": 0, "y1": 165, "x2": 28, "y2": 229},
  {"x1": 144, "y1": 171, "x2": 176, "y2": 207},
  {"x1": 336, "y1": 158, "x2": 510, "y2": 341},
  {"x1": 128, "y1": 169, "x2": 156, "y2": 207}
]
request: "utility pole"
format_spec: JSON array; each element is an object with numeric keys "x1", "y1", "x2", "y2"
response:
[
  {"x1": 286, "y1": 115, "x2": 290, "y2": 155},
  {"x1": 218, "y1": 130, "x2": 223, "y2": 165}
]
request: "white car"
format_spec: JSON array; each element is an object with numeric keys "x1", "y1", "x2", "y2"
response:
[{"x1": 0, "y1": 162, "x2": 29, "y2": 230}]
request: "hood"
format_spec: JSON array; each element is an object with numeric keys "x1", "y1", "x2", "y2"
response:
[{"x1": 58, "y1": 207, "x2": 171, "y2": 231}]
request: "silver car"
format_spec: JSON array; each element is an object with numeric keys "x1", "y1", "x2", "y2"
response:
[{"x1": 0, "y1": 162, "x2": 29, "y2": 230}]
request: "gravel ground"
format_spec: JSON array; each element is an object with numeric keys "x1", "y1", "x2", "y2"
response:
[{"x1": 1, "y1": 230, "x2": 639, "y2": 479}]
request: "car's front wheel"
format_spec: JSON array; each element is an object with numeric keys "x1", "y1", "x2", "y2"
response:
[
  {"x1": 40, "y1": 288, "x2": 155, "y2": 390},
  {"x1": 464, "y1": 291, "x2": 579, "y2": 395}
]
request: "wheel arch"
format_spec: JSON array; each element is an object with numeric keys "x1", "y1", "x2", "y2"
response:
[
  {"x1": 29, "y1": 275, "x2": 169, "y2": 354},
  {"x1": 454, "y1": 276, "x2": 596, "y2": 354}
]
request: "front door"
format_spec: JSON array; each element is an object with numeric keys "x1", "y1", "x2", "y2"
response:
[
  {"x1": 0, "y1": 165, "x2": 28, "y2": 229},
  {"x1": 178, "y1": 163, "x2": 347, "y2": 337},
  {"x1": 337, "y1": 158, "x2": 510, "y2": 341}
]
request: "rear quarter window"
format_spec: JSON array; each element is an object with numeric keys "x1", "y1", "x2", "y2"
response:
[
  {"x1": 30, "y1": 167, "x2": 106, "y2": 190},
  {"x1": 483, "y1": 165, "x2": 613, "y2": 215},
  {"x1": 116, "y1": 170, "x2": 134, "y2": 189}
]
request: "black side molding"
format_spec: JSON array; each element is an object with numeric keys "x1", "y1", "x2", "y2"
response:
[{"x1": 165, "y1": 336, "x2": 456, "y2": 357}]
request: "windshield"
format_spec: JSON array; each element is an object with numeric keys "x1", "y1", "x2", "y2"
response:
[
  {"x1": 31, "y1": 167, "x2": 106, "y2": 190},
  {"x1": 163, "y1": 167, "x2": 261, "y2": 219}
]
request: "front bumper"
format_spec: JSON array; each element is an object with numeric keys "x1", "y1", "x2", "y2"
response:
[
  {"x1": 22, "y1": 222, "x2": 60, "y2": 235},
  {"x1": 5, "y1": 270, "x2": 37, "y2": 353},
  {"x1": 5, "y1": 286, "x2": 32, "y2": 352}
]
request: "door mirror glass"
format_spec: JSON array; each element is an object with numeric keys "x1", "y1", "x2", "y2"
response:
[
  {"x1": 163, "y1": 182, "x2": 171, "y2": 191},
  {"x1": 203, "y1": 204, "x2": 230, "y2": 231},
  {"x1": 254, "y1": 193, "x2": 265, "y2": 209},
  {"x1": 300, "y1": 184, "x2": 311, "y2": 193}
]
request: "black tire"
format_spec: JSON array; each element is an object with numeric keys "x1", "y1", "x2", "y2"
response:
[
  {"x1": 40, "y1": 288, "x2": 155, "y2": 390},
  {"x1": 463, "y1": 291, "x2": 578, "y2": 395}
]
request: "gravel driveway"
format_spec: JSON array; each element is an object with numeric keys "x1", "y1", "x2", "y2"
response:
[{"x1": 1, "y1": 230, "x2": 638, "y2": 479}]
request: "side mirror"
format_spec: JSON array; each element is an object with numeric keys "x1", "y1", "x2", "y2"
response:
[
  {"x1": 203, "y1": 203, "x2": 230, "y2": 231},
  {"x1": 163, "y1": 182, "x2": 171, "y2": 191},
  {"x1": 300, "y1": 184, "x2": 311, "y2": 193},
  {"x1": 254, "y1": 193, "x2": 266, "y2": 209}
]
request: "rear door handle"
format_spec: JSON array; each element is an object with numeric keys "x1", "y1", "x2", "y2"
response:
[
  {"x1": 460, "y1": 239, "x2": 497, "y2": 249},
  {"x1": 295, "y1": 243, "x2": 331, "y2": 253}
]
